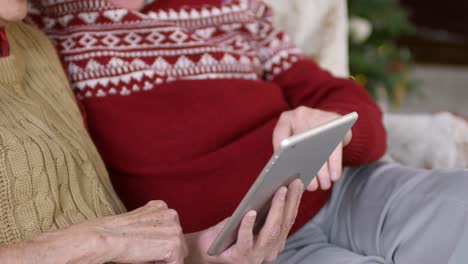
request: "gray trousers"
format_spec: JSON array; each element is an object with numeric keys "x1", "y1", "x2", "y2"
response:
[{"x1": 274, "y1": 162, "x2": 468, "y2": 264}]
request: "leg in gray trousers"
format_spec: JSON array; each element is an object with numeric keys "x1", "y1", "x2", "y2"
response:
[{"x1": 273, "y1": 162, "x2": 468, "y2": 264}]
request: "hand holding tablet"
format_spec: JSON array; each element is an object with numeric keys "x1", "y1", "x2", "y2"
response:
[
  {"x1": 207, "y1": 112, "x2": 358, "y2": 256},
  {"x1": 273, "y1": 107, "x2": 354, "y2": 191},
  {"x1": 185, "y1": 179, "x2": 304, "y2": 264}
]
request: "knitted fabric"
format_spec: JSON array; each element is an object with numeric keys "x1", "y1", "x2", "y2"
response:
[
  {"x1": 27, "y1": 0, "x2": 301, "y2": 99},
  {"x1": 0, "y1": 23, "x2": 125, "y2": 245},
  {"x1": 27, "y1": 0, "x2": 387, "y2": 233}
]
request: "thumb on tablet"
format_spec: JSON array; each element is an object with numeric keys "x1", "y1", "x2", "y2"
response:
[{"x1": 273, "y1": 113, "x2": 293, "y2": 151}]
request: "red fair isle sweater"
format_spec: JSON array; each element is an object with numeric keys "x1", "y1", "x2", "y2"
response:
[{"x1": 28, "y1": 0, "x2": 386, "y2": 233}]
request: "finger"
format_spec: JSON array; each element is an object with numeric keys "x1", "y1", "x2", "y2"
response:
[
  {"x1": 317, "y1": 163, "x2": 331, "y2": 190},
  {"x1": 278, "y1": 179, "x2": 304, "y2": 252},
  {"x1": 156, "y1": 238, "x2": 187, "y2": 264},
  {"x1": 135, "y1": 201, "x2": 172, "y2": 220},
  {"x1": 306, "y1": 177, "x2": 319, "y2": 192},
  {"x1": 164, "y1": 239, "x2": 189, "y2": 264},
  {"x1": 343, "y1": 129, "x2": 353, "y2": 147},
  {"x1": 290, "y1": 113, "x2": 310, "y2": 135},
  {"x1": 116, "y1": 202, "x2": 171, "y2": 225},
  {"x1": 283, "y1": 179, "x2": 304, "y2": 234},
  {"x1": 256, "y1": 187, "x2": 287, "y2": 250},
  {"x1": 212, "y1": 217, "x2": 230, "y2": 233},
  {"x1": 179, "y1": 231, "x2": 189, "y2": 259},
  {"x1": 328, "y1": 143, "x2": 343, "y2": 182},
  {"x1": 272, "y1": 113, "x2": 293, "y2": 151},
  {"x1": 182, "y1": 240, "x2": 189, "y2": 260},
  {"x1": 137, "y1": 208, "x2": 181, "y2": 227},
  {"x1": 236, "y1": 211, "x2": 257, "y2": 253},
  {"x1": 278, "y1": 240, "x2": 287, "y2": 257}
]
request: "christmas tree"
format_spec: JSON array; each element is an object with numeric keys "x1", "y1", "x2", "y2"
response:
[{"x1": 348, "y1": 0, "x2": 415, "y2": 106}]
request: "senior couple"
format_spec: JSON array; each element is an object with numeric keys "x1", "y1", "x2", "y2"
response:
[{"x1": 1, "y1": 0, "x2": 468, "y2": 263}]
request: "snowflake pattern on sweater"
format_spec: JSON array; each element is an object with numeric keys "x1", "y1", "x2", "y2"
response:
[{"x1": 27, "y1": 0, "x2": 302, "y2": 99}]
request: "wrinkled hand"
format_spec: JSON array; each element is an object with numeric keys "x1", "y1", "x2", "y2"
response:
[
  {"x1": 80, "y1": 200, "x2": 188, "y2": 264},
  {"x1": 185, "y1": 179, "x2": 304, "y2": 264},
  {"x1": 273, "y1": 107, "x2": 352, "y2": 191}
]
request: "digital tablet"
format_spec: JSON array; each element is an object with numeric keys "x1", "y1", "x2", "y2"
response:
[{"x1": 207, "y1": 112, "x2": 358, "y2": 256}]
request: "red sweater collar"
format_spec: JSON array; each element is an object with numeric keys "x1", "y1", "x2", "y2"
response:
[{"x1": 0, "y1": 27, "x2": 9, "y2": 57}]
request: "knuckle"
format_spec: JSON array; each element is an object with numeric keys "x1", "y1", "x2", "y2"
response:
[
  {"x1": 165, "y1": 209, "x2": 179, "y2": 220},
  {"x1": 293, "y1": 107, "x2": 308, "y2": 122},
  {"x1": 279, "y1": 111, "x2": 290, "y2": 121},
  {"x1": 267, "y1": 225, "x2": 282, "y2": 241},
  {"x1": 296, "y1": 105, "x2": 308, "y2": 112},
  {"x1": 295, "y1": 106, "x2": 308, "y2": 116},
  {"x1": 147, "y1": 200, "x2": 168, "y2": 209}
]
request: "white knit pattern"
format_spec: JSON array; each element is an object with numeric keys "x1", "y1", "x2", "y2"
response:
[{"x1": 27, "y1": 0, "x2": 303, "y2": 99}]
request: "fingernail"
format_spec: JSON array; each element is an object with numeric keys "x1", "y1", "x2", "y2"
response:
[
  {"x1": 247, "y1": 211, "x2": 257, "y2": 222},
  {"x1": 247, "y1": 211, "x2": 257, "y2": 218}
]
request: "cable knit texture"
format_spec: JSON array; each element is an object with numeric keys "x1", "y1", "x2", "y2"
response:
[{"x1": 0, "y1": 22, "x2": 125, "y2": 245}]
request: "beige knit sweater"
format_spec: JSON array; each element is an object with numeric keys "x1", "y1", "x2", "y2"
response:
[{"x1": 0, "y1": 22, "x2": 126, "y2": 245}]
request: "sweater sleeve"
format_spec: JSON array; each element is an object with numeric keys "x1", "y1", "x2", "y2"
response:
[
  {"x1": 274, "y1": 60, "x2": 387, "y2": 165},
  {"x1": 256, "y1": 2, "x2": 387, "y2": 165}
]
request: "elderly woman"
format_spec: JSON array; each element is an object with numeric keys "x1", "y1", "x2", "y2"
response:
[
  {"x1": 0, "y1": 2, "x2": 302, "y2": 262},
  {"x1": 0, "y1": 2, "x2": 192, "y2": 263}
]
